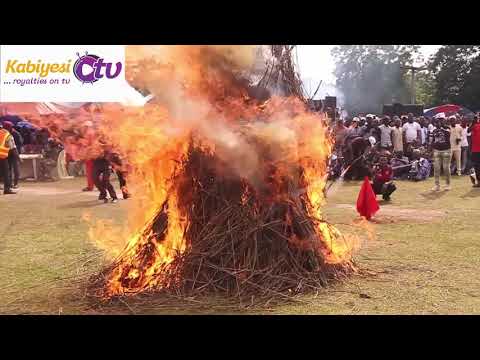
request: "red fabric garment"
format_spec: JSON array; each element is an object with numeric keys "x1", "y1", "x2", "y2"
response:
[
  {"x1": 356, "y1": 177, "x2": 380, "y2": 220},
  {"x1": 374, "y1": 166, "x2": 393, "y2": 183},
  {"x1": 471, "y1": 123, "x2": 480, "y2": 153}
]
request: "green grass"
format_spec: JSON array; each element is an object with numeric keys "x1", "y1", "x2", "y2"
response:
[{"x1": 1, "y1": 176, "x2": 479, "y2": 314}]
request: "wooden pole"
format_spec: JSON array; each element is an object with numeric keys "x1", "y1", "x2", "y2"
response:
[{"x1": 401, "y1": 65, "x2": 427, "y2": 104}]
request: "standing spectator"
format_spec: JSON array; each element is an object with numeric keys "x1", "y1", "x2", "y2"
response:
[
  {"x1": 427, "y1": 117, "x2": 435, "y2": 133},
  {"x1": 0, "y1": 123, "x2": 17, "y2": 194},
  {"x1": 419, "y1": 118, "x2": 429, "y2": 146},
  {"x1": 2, "y1": 121, "x2": 23, "y2": 189},
  {"x1": 346, "y1": 117, "x2": 363, "y2": 138},
  {"x1": 460, "y1": 119, "x2": 470, "y2": 174},
  {"x1": 333, "y1": 120, "x2": 348, "y2": 153},
  {"x1": 391, "y1": 117, "x2": 404, "y2": 156},
  {"x1": 469, "y1": 116, "x2": 480, "y2": 188},
  {"x1": 402, "y1": 114, "x2": 421, "y2": 146},
  {"x1": 449, "y1": 116, "x2": 463, "y2": 176},
  {"x1": 378, "y1": 116, "x2": 393, "y2": 150},
  {"x1": 430, "y1": 118, "x2": 452, "y2": 191},
  {"x1": 362, "y1": 115, "x2": 380, "y2": 142}
]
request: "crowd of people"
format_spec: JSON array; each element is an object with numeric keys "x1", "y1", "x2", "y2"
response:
[
  {"x1": 0, "y1": 120, "x2": 62, "y2": 194},
  {"x1": 329, "y1": 112, "x2": 480, "y2": 200},
  {"x1": 3, "y1": 110, "x2": 480, "y2": 203},
  {"x1": 0, "y1": 117, "x2": 130, "y2": 202}
]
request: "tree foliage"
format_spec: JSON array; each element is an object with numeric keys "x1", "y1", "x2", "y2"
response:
[
  {"x1": 331, "y1": 45, "x2": 420, "y2": 114},
  {"x1": 415, "y1": 71, "x2": 436, "y2": 108},
  {"x1": 428, "y1": 45, "x2": 480, "y2": 110}
]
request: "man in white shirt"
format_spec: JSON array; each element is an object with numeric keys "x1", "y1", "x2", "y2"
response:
[{"x1": 402, "y1": 114, "x2": 421, "y2": 146}]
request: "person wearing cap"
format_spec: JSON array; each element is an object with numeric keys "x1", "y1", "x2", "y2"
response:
[
  {"x1": 0, "y1": 123, "x2": 17, "y2": 194},
  {"x1": 360, "y1": 115, "x2": 379, "y2": 141},
  {"x1": 362, "y1": 114, "x2": 373, "y2": 134},
  {"x1": 2, "y1": 121, "x2": 23, "y2": 189}
]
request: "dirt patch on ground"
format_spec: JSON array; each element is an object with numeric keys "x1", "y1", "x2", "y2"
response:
[
  {"x1": 5, "y1": 187, "x2": 101, "y2": 197},
  {"x1": 14, "y1": 187, "x2": 84, "y2": 196},
  {"x1": 334, "y1": 204, "x2": 446, "y2": 223}
]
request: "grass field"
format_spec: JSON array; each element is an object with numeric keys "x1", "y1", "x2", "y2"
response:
[{"x1": 1, "y1": 176, "x2": 479, "y2": 314}]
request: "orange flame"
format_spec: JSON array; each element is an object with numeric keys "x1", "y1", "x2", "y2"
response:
[{"x1": 29, "y1": 46, "x2": 362, "y2": 296}]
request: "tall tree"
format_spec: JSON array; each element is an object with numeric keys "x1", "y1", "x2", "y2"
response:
[
  {"x1": 331, "y1": 45, "x2": 420, "y2": 114},
  {"x1": 429, "y1": 45, "x2": 480, "y2": 110},
  {"x1": 415, "y1": 70, "x2": 437, "y2": 108}
]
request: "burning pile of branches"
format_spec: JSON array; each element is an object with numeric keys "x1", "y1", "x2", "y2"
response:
[
  {"x1": 56, "y1": 45, "x2": 360, "y2": 304},
  {"x1": 89, "y1": 136, "x2": 356, "y2": 302},
  {"x1": 255, "y1": 45, "x2": 306, "y2": 102}
]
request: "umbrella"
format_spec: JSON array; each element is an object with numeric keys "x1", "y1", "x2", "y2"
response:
[
  {"x1": 0, "y1": 115, "x2": 24, "y2": 125},
  {"x1": 15, "y1": 121, "x2": 39, "y2": 130},
  {"x1": 424, "y1": 104, "x2": 474, "y2": 118}
]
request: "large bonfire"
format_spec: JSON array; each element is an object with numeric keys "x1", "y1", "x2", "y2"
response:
[{"x1": 34, "y1": 46, "x2": 360, "y2": 303}]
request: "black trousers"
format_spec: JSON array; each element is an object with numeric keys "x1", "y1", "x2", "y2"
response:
[
  {"x1": 472, "y1": 152, "x2": 480, "y2": 182},
  {"x1": 8, "y1": 154, "x2": 19, "y2": 186},
  {"x1": 372, "y1": 181, "x2": 396, "y2": 198},
  {"x1": 116, "y1": 170, "x2": 127, "y2": 188},
  {"x1": 93, "y1": 165, "x2": 118, "y2": 200},
  {"x1": 0, "y1": 158, "x2": 12, "y2": 192}
]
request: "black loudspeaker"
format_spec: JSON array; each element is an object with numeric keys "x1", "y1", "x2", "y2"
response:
[
  {"x1": 403, "y1": 105, "x2": 424, "y2": 117},
  {"x1": 324, "y1": 96, "x2": 337, "y2": 109},
  {"x1": 383, "y1": 103, "x2": 424, "y2": 117},
  {"x1": 393, "y1": 103, "x2": 403, "y2": 115}
]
